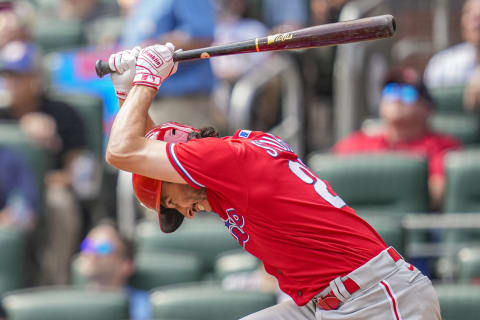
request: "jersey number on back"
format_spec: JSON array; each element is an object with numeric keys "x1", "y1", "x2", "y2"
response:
[{"x1": 288, "y1": 160, "x2": 346, "y2": 208}]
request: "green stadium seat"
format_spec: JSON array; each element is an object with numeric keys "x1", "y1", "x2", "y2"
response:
[
  {"x1": 150, "y1": 283, "x2": 276, "y2": 320},
  {"x1": 131, "y1": 252, "x2": 204, "y2": 290},
  {"x1": 135, "y1": 216, "x2": 239, "y2": 274},
  {"x1": 430, "y1": 86, "x2": 466, "y2": 113},
  {"x1": 445, "y1": 148, "x2": 480, "y2": 213},
  {"x1": 214, "y1": 249, "x2": 261, "y2": 280},
  {"x1": 0, "y1": 123, "x2": 50, "y2": 192},
  {"x1": 33, "y1": 18, "x2": 85, "y2": 52},
  {"x1": 0, "y1": 228, "x2": 28, "y2": 295},
  {"x1": 307, "y1": 153, "x2": 430, "y2": 214},
  {"x1": 49, "y1": 92, "x2": 104, "y2": 159},
  {"x1": 434, "y1": 284, "x2": 480, "y2": 320},
  {"x1": 2, "y1": 287, "x2": 129, "y2": 320},
  {"x1": 362, "y1": 114, "x2": 479, "y2": 145},
  {"x1": 72, "y1": 251, "x2": 204, "y2": 290},
  {"x1": 431, "y1": 113, "x2": 480, "y2": 145},
  {"x1": 359, "y1": 215, "x2": 404, "y2": 252},
  {"x1": 455, "y1": 247, "x2": 480, "y2": 284}
]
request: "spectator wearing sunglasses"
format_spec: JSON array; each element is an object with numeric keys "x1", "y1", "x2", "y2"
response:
[
  {"x1": 333, "y1": 67, "x2": 461, "y2": 211},
  {"x1": 76, "y1": 221, "x2": 151, "y2": 320}
]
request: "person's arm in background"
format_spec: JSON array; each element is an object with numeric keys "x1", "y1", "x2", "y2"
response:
[
  {"x1": 463, "y1": 66, "x2": 480, "y2": 111},
  {"x1": 428, "y1": 138, "x2": 462, "y2": 211},
  {"x1": 155, "y1": 0, "x2": 215, "y2": 49},
  {"x1": 263, "y1": 0, "x2": 308, "y2": 33}
]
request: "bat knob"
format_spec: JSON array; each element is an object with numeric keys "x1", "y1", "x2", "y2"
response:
[{"x1": 95, "y1": 59, "x2": 112, "y2": 78}]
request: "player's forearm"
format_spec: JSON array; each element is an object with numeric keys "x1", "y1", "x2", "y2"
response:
[
  {"x1": 117, "y1": 97, "x2": 156, "y2": 133},
  {"x1": 106, "y1": 86, "x2": 156, "y2": 167}
]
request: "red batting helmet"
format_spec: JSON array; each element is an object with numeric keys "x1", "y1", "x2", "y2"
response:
[{"x1": 132, "y1": 122, "x2": 199, "y2": 233}]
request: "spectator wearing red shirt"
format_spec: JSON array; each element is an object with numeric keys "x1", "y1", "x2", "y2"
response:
[{"x1": 333, "y1": 67, "x2": 461, "y2": 211}]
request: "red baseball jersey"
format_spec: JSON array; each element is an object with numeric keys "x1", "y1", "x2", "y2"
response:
[{"x1": 166, "y1": 130, "x2": 386, "y2": 306}]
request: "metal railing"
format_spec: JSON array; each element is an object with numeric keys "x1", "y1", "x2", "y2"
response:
[{"x1": 228, "y1": 53, "x2": 304, "y2": 156}]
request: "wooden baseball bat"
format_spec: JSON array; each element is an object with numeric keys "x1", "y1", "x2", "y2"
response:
[{"x1": 95, "y1": 14, "x2": 396, "y2": 78}]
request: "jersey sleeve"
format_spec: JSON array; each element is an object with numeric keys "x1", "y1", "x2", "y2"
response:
[{"x1": 166, "y1": 137, "x2": 245, "y2": 193}]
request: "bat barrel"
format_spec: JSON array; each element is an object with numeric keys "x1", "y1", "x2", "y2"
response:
[
  {"x1": 258, "y1": 14, "x2": 396, "y2": 51},
  {"x1": 95, "y1": 14, "x2": 396, "y2": 77}
]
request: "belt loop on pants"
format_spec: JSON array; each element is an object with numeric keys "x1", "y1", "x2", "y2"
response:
[{"x1": 314, "y1": 247, "x2": 402, "y2": 311}]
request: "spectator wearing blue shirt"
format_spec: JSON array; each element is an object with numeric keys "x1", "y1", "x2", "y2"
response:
[
  {"x1": 262, "y1": 0, "x2": 309, "y2": 33},
  {"x1": 0, "y1": 147, "x2": 38, "y2": 230},
  {"x1": 77, "y1": 221, "x2": 152, "y2": 320}
]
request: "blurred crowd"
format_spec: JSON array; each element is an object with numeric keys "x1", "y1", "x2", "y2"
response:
[{"x1": 0, "y1": 0, "x2": 479, "y2": 319}]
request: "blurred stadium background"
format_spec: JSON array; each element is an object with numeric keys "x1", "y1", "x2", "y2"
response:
[{"x1": 0, "y1": 0, "x2": 479, "y2": 319}]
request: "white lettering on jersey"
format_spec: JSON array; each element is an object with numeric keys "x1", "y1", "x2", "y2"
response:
[{"x1": 251, "y1": 134, "x2": 294, "y2": 158}]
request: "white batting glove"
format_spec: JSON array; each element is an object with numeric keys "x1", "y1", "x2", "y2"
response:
[
  {"x1": 133, "y1": 42, "x2": 178, "y2": 90},
  {"x1": 108, "y1": 46, "x2": 141, "y2": 100}
]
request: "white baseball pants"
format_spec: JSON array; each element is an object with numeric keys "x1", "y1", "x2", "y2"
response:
[{"x1": 241, "y1": 247, "x2": 441, "y2": 320}]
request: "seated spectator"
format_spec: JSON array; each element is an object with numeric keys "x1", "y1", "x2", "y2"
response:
[
  {"x1": 0, "y1": 41, "x2": 93, "y2": 284},
  {"x1": 424, "y1": 0, "x2": 480, "y2": 111},
  {"x1": 0, "y1": 147, "x2": 38, "y2": 230},
  {"x1": 76, "y1": 221, "x2": 151, "y2": 320},
  {"x1": 333, "y1": 67, "x2": 461, "y2": 211}
]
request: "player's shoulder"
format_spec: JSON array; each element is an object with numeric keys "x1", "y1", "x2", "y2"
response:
[{"x1": 231, "y1": 129, "x2": 297, "y2": 157}]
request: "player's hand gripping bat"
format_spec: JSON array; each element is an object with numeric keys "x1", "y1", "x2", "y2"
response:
[{"x1": 95, "y1": 14, "x2": 396, "y2": 78}]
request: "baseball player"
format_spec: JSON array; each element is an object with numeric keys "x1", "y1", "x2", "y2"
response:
[{"x1": 105, "y1": 44, "x2": 442, "y2": 319}]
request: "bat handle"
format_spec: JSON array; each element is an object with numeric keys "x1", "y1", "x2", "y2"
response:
[
  {"x1": 95, "y1": 60, "x2": 111, "y2": 78},
  {"x1": 95, "y1": 51, "x2": 183, "y2": 78}
]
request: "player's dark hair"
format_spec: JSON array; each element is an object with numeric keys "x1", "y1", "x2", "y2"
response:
[{"x1": 187, "y1": 126, "x2": 220, "y2": 141}]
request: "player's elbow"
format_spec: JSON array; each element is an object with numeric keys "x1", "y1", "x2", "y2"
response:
[{"x1": 105, "y1": 138, "x2": 142, "y2": 171}]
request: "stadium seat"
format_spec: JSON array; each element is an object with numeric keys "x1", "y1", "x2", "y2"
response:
[
  {"x1": 362, "y1": 115, "x2": 479, "y2": 145},
  {"x1": 150, "y1": 283, "x2": 276, "y2": 320},
  {"x1": 430, "y1": 86, "x2": 466, "y2": 113},
  {"x1": 214, "y1": 249, "x2": 261, "y2": 280},
  {"x1": 307, "y1": 153, "x2": 430, "y2": 214},
  {"x1": 0, "y1": 228, "x2": 28, "y2": 295},
  {"x1": 455, "y1": 247, "x2": 480, "y2": 284},
  {"x1": 0, "y1": 123, "x2": 50, "y2": 192},
  {"x1": 49, "y1": 92, "x2": 104, "y2": 159},
  {"x1": 359, "y1": 215, "x2": 404, "y2": 252},
  {"x1": 2, "y1": 287, "x2": 129, "y2": 320},
  {"x1": 434, "y1": 284, "x2": 480, "y2": 320},
  {"x1": 135, "y1": 216, "x2": 240, "y2": 274},
  {"x1": 431, "y1": 113, "x2": 480, "y2": 145},
  {"x1": 33, "y1": 18, "x2": 85, "y2": 52},
  {"x1": 445, "y1": 148, "x2": 480, "y2": 212},
  {"x1": 72, "y1": 251, "x2": 204, "y2": 290}
]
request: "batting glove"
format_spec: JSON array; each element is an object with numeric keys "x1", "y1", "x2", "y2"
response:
[
  {"x1": 109, "y1": 46, "x2": 141, "y2": 100},
  {"x1": 133, "y1": 43, "x2": 178, "y2": 90}
]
